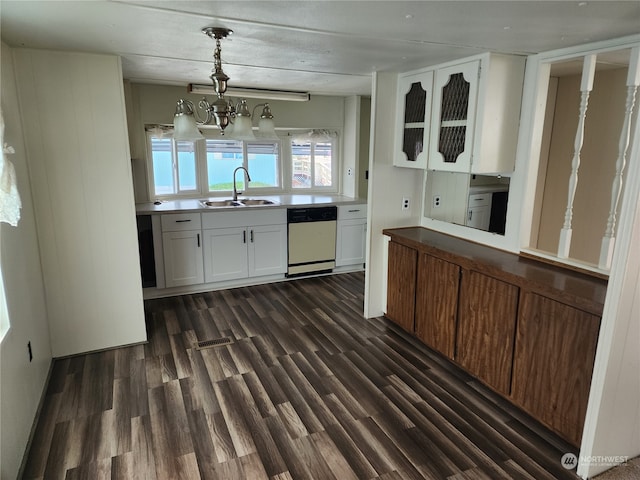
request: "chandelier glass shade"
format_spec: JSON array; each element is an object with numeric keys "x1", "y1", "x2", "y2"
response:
[
  {"x1": 173, "y1": 99, "x2": 204, "y2": 141},
  {"x1": 173, "y1": 27, "x2": 280, "y2": 141}
]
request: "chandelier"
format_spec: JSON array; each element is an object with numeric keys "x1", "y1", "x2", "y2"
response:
[{"x1": 173, "y1": 27, "x2": 276, "y2": 141}]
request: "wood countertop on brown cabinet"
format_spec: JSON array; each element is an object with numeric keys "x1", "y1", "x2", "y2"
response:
[
  {"x1": 382, "y1": 226, "x2": 608, "y2": 447},
  {"x1": 383, "y1": 226, "x2": 607, "y2": 316}
]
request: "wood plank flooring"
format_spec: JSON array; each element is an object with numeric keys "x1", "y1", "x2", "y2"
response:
[{"x1": 22, "y1": 272, "x2": 580, "y2": 479}]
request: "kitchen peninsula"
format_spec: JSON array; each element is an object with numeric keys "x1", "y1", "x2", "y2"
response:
[{"x1": 383, "y1": 226, "x2": 607, "y2": 447}]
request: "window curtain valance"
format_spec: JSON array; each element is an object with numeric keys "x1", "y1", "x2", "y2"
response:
[
  {"x1": 145, "y1": 124, "x2": 175, "y2": 138},
  {"x1": 290, "y1": 129, "x2": 338, "y2": 144}
]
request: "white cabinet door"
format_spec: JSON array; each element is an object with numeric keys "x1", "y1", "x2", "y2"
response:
[
  {"x1": 204, "y1": 223, "x2": 286, "y2": 282},
  {"x1": 428, "y1": 54, "x2": 525, "y2": 174},
  {"x1": 429, "y1": 60, "x2": 480, "y2": 173},
  {"x1": 203, "y1": 227, "x2": 249, "y2": 283},
  {"x1": 336, "y1": 219, "x2": 367, "y2": 267},
  {"x1": 248, "y1": 224, "x2": 287, "y2": 277},
  {"x1": 467, "y1": 205, "x2": 491, "y2": 231},
  {"x1": 162, "y1": 230, "x2": 204, "y2": 287},
  {"x1": 394, "y1": 70, "x2": 434, "y2": 169}
]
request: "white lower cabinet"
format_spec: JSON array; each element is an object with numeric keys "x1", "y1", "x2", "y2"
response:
[
  {"x1": 161, "y1": 213, "x2": 204, "y2": 287},
  {"x1": 248, "y1": 224, "x2": 288, "y2": 277},
  {"x1": 466, "y1": 205, "x2": 491, "y2": 231},
  {"x1": 202, "y1": 227, "x2": 249, "y2": 282},
  {"x1": 466, "y1": 192, "x2": 492, "y2": 231},
  {"x1": 202, "y1": 209, "x2": 287, "y2": 283},
  {"x1": 162, "y1": 231, "x2": 204, "y2": 287},
  {"x1": 336, "y1": 204, "x2": 367, "y2": 267}
]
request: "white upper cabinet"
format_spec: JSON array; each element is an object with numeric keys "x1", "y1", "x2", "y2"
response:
[
  {"x1": 393, "y1": 70, "x2": 434, "y2": 168},
  {"x1": 429, "y1": 61, "x2": 480, "y2": 173},
  {"x1": 429, "y1": 53, "x2": 526, "y2": 174}
]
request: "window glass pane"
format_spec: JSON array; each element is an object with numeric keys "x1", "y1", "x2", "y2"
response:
[
  {"x1": 206, "y1": 139, "x2": 243, "y2": 191},
  {"x1": 314, "y1": 142, "x2": 333, "y2": 187},
  {"x1": 291, "y1": 142, "x2": 312, "y2": 189},
  {"x1": 176, "y1": 141, "x2": 197, "y2": 191},
  {"x1": 0, "y1": 257, "x2": 10, "y2": 342},
  {"x1": 247, "y1": 141, "x2": 279, "y2": 188},
  {"x1": 150, "y1": 138, "x2": 174, "y2": 195}
]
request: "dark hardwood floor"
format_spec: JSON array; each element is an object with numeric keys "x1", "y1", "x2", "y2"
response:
[{"x1": 22, "y1": 272, "x2": 580, "y2": 479}]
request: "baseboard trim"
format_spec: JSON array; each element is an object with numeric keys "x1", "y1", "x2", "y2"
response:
[{"x1": 17, "y1": 358, "x2": 55, "y2": 479}]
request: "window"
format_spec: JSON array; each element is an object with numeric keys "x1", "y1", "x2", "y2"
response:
[
  {"x1": 206, "y1": 139, "x2": 280, "y2": 192},
  {"x1": 247, "y1": 141, "x2": 280, "y2": 189},
  {"x1": 146, "y1": 128, "x2": 338, "y2": 198},
  {"x1": 149, "y1": 137, "x2": 198, "y2": 196},
  {"x1": 0, "y1": 244, "x2": 8, "y2": 342},
  {"x1": 291, "y1": 139, "x2": 336, "y2": 190},
  {"x1": 206, "y1": 139, "x2": 243, "y2": 191}
]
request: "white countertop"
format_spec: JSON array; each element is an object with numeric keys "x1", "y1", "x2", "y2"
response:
[{"x1": 135, "y1": 194, "x2": 366, "y2": 215}]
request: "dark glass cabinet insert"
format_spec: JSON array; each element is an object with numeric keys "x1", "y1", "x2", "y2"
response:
[
  {"x1": 402, "y1": 81, "x2": 427, "y2": 163},
  {"x1": 438, "y1": 72, "x2": 471, "y2": 164}
]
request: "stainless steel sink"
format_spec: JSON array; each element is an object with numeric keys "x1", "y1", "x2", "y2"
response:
[
  {"x1": 200, "y1": 198, "x2": 277, "y2": 208},
  {"x1": 200, "y1": 199, "x2": 241, "y2": 208},
  {"x1": 239, "y1": 199, "x2": 277, "y2": 206}
]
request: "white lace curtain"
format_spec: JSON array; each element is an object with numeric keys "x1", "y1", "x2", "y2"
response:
[
  {"x1": 290, "y1": 129, "x2": 338, "y2": 144},
  {"x1": 0, "y1": 108, "x2": 21, "y2": 226}
]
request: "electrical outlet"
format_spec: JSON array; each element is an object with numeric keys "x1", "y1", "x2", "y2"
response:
[
  {"x1": 433, "y1": 195, "x2": 442, "y2": 209},
  {"x1": 347, "y1": 167, "x2": 353, "y2": 176},
  {"x1": 402, "y1": 197, "x2": 410, "y2": 210}
]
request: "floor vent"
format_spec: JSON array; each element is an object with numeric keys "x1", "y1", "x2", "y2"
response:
[{"x1": 195, "y1": 337, "x2": 233, "y2": 350}]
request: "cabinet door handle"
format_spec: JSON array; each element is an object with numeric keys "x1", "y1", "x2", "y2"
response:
[
  {"x1": 197, "y1": 233, "x2": 200, "y2": 247},
  {"x1": 243, "y1": 230, "x2": 247, "y2": 244},
  {"x1": 348, "y1": 209, "x2": 361, "y2": 212},
  {"x1": 250, "y1": 230, "x2": 254, "y2": 243},
  {"x1": 175, "y1": 219, "x2": 191, "y2": 223}
]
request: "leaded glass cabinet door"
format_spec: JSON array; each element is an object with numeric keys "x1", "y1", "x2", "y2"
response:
[
  {"x1": 394, "y1": 70, "x2": 433, "y2": 168},
  {"x1": 429, "y1": 61, "x2": 480, "y2": 173}
]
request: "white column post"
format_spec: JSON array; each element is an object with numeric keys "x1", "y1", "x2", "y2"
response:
[
  {"x1": 599, "y1": 47, "x2": 640, "y2": 269},
  {"x1": 558, "y1": 55, "x2": 597, "y2": 259}
]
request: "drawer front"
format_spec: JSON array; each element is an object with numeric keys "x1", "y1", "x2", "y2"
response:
[
  {"x1": 468, "y1": 193, "x2": 491, "y2": 207},
  {"x1": 202, "y1": 208, "x2": 286, "y2": 229},
  {"x1": 161, "y1": 213, "x2": 202, "y2": 232},
  {"x1": 338, "y1": 204, "x2": 367, "y2": 220}
]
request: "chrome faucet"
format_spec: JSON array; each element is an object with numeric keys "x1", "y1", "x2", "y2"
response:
[{"x1": 232, "y1": 166, "x2": 251, "y2": 201}]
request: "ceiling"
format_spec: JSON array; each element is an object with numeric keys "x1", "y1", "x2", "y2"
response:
[{"x1": 1, "y1": 1, "x2": 639, "y2": 97}]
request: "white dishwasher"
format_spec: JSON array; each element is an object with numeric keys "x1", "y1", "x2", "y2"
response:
[{"x1": 287, "y1": 206, "x2": 337, "y2": 276}]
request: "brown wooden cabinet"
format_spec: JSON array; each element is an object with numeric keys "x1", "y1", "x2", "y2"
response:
[
  {"x1": 415, "y1": 253, "x2": 460, "y2": 359},
  {"x1": 511, "y1": 292, "x2": 601, "y2": 446},
  {"x1": 386, "y1": 241, "x2": 417, "y2": 332},
  {"x1": 383, "y1": 227, "x2": 606, "y2": 446},
  {"x1": 456, "y1": 270, "x2": 519, "y2": 395}
]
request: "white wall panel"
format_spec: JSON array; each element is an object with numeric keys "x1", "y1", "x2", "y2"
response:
[
  {"x1": 578, "y1": 86, "x2": 640, "y2": 479},
  {"x1": 13, "y1": 49, "x2": 146, "y2": 357},
  {"x1": 364, "y1": 72, "x2": 424, "y2": 318},
  {"x1": 0, "y1": 41, "x2": 52, "y2": 480}
]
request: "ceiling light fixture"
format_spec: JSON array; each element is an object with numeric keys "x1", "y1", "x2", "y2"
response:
[{"x1": 173, "y1": 27, "x2": 286, "y2": 141}]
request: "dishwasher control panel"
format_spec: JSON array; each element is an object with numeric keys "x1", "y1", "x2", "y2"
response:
[{"x1": 287, "y1": 206, "x2": 337, "y2": 223}]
